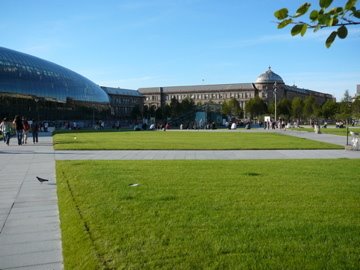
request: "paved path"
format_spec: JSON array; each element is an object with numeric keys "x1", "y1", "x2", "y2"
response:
[
  {"x1": 55, "y1": 149, "x2": 360, "y2": 160},
  {"x1": 0, "y1": 134, "x2": 63, "y2": 270},
  {"x1": 55, "y1": 129, "x2": 360, "y2": 160},
  {"x1": 274, "y1": 129, "x2": 349, "y2": 146},
  {"x1": 170, "y1": 127, "x2": 351, "y2": 147},
  {"x1": 1, "y1": 129, "x2": 359, "y2": 269}
]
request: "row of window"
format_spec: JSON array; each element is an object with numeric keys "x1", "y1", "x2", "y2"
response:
[
  {"x1": 111, "y1": 96, "x2": 142, "y2": 105},
  {"x1": 145, "y1": 92, "x2": 255, "y2": 102},
  {"x1": 113, "y1": 106, "x2": 134, "y2": 115},
  {"x1": 0, "y1": 63, "x2": 82, "y2": 85}
]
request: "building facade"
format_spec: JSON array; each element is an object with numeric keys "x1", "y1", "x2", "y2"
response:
[
  {"x1": 138, "y1": 68, "x2": 334, "y2": 110},
  {"x1": 101, "y1": 87, "x2": 144, "y2": 119},
  {"x1": 1, "y1": 46, "x2": 335, "y2": 122}
]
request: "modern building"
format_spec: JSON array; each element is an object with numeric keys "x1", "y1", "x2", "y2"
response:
[
  {"x1": 357, "y1": 84, "x2": 360, "y2": 97},
  {"x1": 0, "y1": 46, "x2": 110, "y2": 120},
  {"x1": 138, "y1": 67, "x2": 334, "y2": 110},
  {"x1": 101, "y1": 86, "x2": 144, "y2": 119}
]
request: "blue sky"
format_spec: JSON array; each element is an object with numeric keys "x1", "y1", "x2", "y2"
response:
[{"x1": 1, "y1": 0, "x2": 359, "y2": 100}]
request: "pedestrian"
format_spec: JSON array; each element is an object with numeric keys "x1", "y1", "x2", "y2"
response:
[
  {"x1": 22, "y1": 117, "x2": 30, "y2": 144},
  {"x1": 13, "y1": 115, "x2": 24, "y2": 145},
  {"x1": 31, "y1": 120, "x2": 39, "y2": 143},
  {"x1": 43, "y1": 121, "x2": 48, "y2": 132},
  {"x1": 0, "y1": 118, "x2": 12, "y2": 145},
  {"x1": 0, "y1": 118, "x2": 5, "y2": 143}
]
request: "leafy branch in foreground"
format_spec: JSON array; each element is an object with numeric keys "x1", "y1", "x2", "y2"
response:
[{"x1": 274, "y1": 0, "x2": 360, "y2": 47}]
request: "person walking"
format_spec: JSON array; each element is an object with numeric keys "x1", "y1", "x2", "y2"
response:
[
  {"x1": 31, "y1": 120, "x2": 39, "y2": 143},
  {"x1": 0, "y1": 118, "x2": 5, "y2": 143},
  {"x1": 22, "y1": 117, "x2": 30, "y2": 144},
  {"x1": 1, "y1": 118, "x2": 12, "y2": 145},
  {"x1": 13, "y1": 115, "x2": 24, "y2": 145}
]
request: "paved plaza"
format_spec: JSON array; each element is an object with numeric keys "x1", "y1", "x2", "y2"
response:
[
  {"x1": 0, "y1": 129, "x2": 359, "y2": 269},
  {"x1": 0, "y1": 134, "x2": 62, "y2": 270}
]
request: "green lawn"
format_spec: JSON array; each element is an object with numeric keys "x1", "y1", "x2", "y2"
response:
[
  {"x1": 290, "y1": 127, "x2": 360, "y2": 136},
  {"x1": 57, "y1": 160, "x2": 360, "y2": 269},
  {"x1": 53, "y1": 131, "x2": 341, "y2": 150}
]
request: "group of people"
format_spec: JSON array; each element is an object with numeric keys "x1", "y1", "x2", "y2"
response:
[
  {"x1": 263, "y1": 119, "x2": 295, "y2": 130},
  {"x1": 0, "y1": 116, "x2": 40, "y2": 146}
]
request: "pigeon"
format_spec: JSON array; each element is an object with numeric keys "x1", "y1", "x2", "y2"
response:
[{"x1": 36, "y1": 176, "x2": 49, "y2": 183}]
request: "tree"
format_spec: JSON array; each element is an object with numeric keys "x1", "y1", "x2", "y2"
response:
[
  {"x1": 341, "y1": 89, "x2": 352, "y2": 103},
  {"x1": 130, "y1": 105, "x2": 142, "y2": 120},
  {"x1": 149, "y1": 105, "x2": 156, "y2": 118},
  {"x1": 169, "y1": 97, "x2": 181, "y2": 118},
  {"x1": 321, "y1": 99, "x2": 338, "y2": 119},
  {"x1": 155, "y1": 107, "x2": 163, "y2": 120},
  {"x1": 221, "y1": 101, "x2": 231, "y2": 116},
  {"x1": 267, "y1": 102, "x2": 275, "y2": 116},
  {"x1": 291, "y1": 97, "x2": 304, "y2": 120},
  {"x1": 246, "y1": 96, "x2": 267, "y2": 119},
  {"x1": 221, "y1": 98, "x2": 243, "y2": 118},
  {"x1": 339, "y1": 89, "x2": 352, "y2": 114},
  {"x1": 143, "y1": 105, "x2": 149, "y2": 119},
  {"x1": 277, "y1": 98, "x2": 292, "y2": 119},
  {"x1": 228, "y1": 98, "x2": 243, "y2": 118},
  {"x1": 352, "y1": 96, "x2": 360, "y2": 119},
  {"x1": 274, "y1": 0, "x2": 360, "y2": 47},
  {"x1": 162, "y1": 104, "x2": 171, "y2": 119},
  {"x1": 303, "y1": 95, "x2": 317, "y2": 120},
  {"x1": 181, "y1": 97, "x2": 195, "y2": 113},
  {"x1": 337, "y1": 90, "x2": 353, "y2": 120}
]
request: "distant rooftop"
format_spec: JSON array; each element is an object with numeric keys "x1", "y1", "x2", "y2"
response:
[
  {"x1": 101, "y1": 86, "x2": 143, "y2": 97},
  {"x1": 138, "y1": 83, "x2": 254, "y2": 94}
]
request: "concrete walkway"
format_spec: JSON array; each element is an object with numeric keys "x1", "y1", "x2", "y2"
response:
[
  {"x1": 55, "y1": 149, "x2": 360, "y2": 160},
  {"x1": 0, "y1": 129, "x2": 359, "y2": 269},
  {"x1": 0, "y1": 134, "x2": 62, "y2": 270},
  {"x1": 274, "y1": 128, "x2": 349, "y2": 146},
  {"x1": 55, "y1": 128, "x2": 360, "y2": 160}
]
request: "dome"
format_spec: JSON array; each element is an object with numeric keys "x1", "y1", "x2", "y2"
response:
[
  {"x1": 0, "y1": 46, "x2": 109, "y2": 104},
  {"x1": 255, "y1": 67, "x2": 284, "y2": 84}
]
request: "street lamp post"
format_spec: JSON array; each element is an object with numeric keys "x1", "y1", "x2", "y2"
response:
[
  {"x1": 273, "y1": 82, "x2": 277, "y2": 122},
  {"x1": 345, "y1": 100, "x2": 352, "y2": 146},
  {"x1": 346, "y1": 119, "x2": 349, "y2": 145},
  {"x1": 243, "y1": 101, "x2": 246, "y2": 120}
]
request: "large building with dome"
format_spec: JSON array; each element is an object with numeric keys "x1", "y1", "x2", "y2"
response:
[
  {"x1": 138, "y1": 67, "x2": 334, "y2": 110},
  {"x1": 1, "y1": 45, "x2": 334, "y2": 122}
]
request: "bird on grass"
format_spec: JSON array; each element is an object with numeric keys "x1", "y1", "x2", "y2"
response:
[{"x1": 36, "y1": 176, "x2": 49, "y2": 183}]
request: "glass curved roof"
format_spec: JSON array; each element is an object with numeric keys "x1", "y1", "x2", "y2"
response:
[{"x1": 0, "y1": 46, "x2": 109, "y2": 104}]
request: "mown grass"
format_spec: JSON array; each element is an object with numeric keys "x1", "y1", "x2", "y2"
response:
[
  {"x1": 57, "y1": 159, "x2": 360, "y2": 269},
  {"x1": 290, "y1": 127, "x2": 360, "y2": 136},
  {"x1": 53, "y1": 131, "x2": 341, "y2": 150}
]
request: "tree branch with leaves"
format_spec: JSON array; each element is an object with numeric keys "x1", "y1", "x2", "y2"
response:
[{"x1": 274, "y1": 0, "x2": 360, "y2": 47}]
